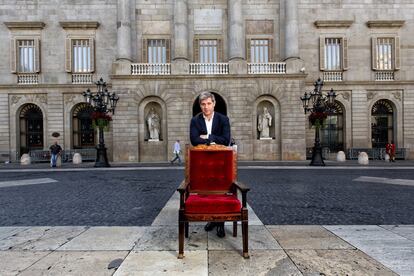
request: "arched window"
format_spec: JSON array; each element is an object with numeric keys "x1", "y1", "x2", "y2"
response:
[
  {"x1": 321, "y1": 101, "x2": 344, "y2": 151},
  {"x1": 72, "y1": 103, "x2": 95, "y2": 148},
  {"x1": 19, "y1": 104, "x2": 43, "y2": 154},
  {"x1": 371, "y1": 100, "x2": 394, "y2": 148}
]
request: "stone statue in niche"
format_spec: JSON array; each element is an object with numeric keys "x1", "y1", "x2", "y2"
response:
[
  {"x1": 258, "y1": 107, "x2": 272, "y2": 139},
  {"x1": 147, "y1": 107, "x2": 160, "y2": 141}
]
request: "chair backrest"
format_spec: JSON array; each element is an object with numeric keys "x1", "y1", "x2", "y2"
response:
[{"x1": 186, "y1": 145, "x2": 236, "y2": 193}]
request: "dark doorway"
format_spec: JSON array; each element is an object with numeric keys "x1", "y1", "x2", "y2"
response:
[
  {"x1": 72, "y1": 103, "x2": 95, "y2": 149},
  {"x1": 19, "y1": 104, "x2": 43, "y2": 155},
  {"x1": 371, "y1": 100, "x2": 394, "y2": 148},
  {"x1": 192, "y1": 92, "x2": 227, "y2": 117}
]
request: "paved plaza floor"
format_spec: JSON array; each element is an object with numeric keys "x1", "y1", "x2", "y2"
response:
[{"x1": 0, "y1": 162, "x2": 413, "y2": 275}]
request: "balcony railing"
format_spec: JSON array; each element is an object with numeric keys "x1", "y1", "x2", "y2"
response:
[
  {"x1": 247, "y1": 62, "x2": 286, "y2": 74},
  {"x1": 189, "y1": 63, "x2": 229, "y2": 75},
  {"x1": 72, "y1": 73, "x2": 93, "y2": 84},
  {"x1": 17, "y1": 73, "x2": 39, "y2": 84},
  {"x1": 323, "y1": 71, "x2": 343, "y2": 82},
  {"x1": 131, "y1": 63, "x2": 171, "y2": 75},
  {"x1": 375, "y1": 71, "x2": 394, "y2": 81}
]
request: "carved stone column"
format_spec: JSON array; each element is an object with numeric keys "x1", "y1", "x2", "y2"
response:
[
  {"x1": 114, "y1": 0, "x2": 132, "y2": 75},
  {"x1": 172, "y1": 0, "x2": 189, "y2": 74},
  {"x1": 284, "y1": 0, "x2": 304, "y2": 73},
  {"x1": 228, "y1": 0, "x2": 246, "y2": 74}
]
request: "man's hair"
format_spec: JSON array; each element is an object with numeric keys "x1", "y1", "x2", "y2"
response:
[{"x1": 198, "y1": 91, "x2": 215, "y2": 104}]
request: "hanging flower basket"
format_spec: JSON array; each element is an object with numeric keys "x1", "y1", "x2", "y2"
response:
[
  {"x1": 91, "y1": 112, "x2": 112, "y2": 130},
  {"x1": 309, "y1": 112, "x2": 327, "y2": 127}
]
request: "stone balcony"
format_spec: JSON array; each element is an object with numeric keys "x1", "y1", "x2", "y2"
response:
[
  {"x1": 17, "y1": 73, "x2": 39, "y2": 85},
  {"x1": 189, "y1": 63, "x2": 229, "y2": 75},
  {"x1": 131, "y1": 63, "x2": 171, "y2": 75},
  {"x1": 323, "y1": 71, "x2": 343, "y2": 82},
  {"x1": 375, "y1": 71, "x2": 394, "y2": 81},
  {"x1": 247, "y1": 62, "x2": 286, "y2": 74}
]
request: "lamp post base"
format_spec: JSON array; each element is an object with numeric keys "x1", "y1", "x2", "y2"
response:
[
  {"x1": 95, "y1": 145, "x2": 110, "y2": 167},
  {"x1": 309, "y1": 145, "x2": 325, "y2": 166}
]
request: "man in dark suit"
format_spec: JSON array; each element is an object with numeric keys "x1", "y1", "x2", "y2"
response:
[{"x1": 190, "y1": 91, "x2": 230, "y2": 238}]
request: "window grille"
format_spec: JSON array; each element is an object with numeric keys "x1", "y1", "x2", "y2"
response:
[
  {"x1": 147, "y1": 39, "x2": 167, "y2": 63},
  {"x1": 324, "y1": 38, "x2": 342, "y2": 70},
  {"x1": 72, "y1": 39, "x2": 91, "y2": 73},
  {"x1": 18, "y1": 40, "x2": 35, "y2": 73},
  {"x1": 375, "y1": 38, "x2": 393, "y2": 70},
  {"x1": 199, "y1": 40, "x2": 218, "y2": 63},
  {"x1": 250, "y1": 39, "x2": 269, "y2": 63}
]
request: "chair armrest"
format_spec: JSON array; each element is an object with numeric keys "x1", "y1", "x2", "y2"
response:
[
  {"x1": 233, "y1": 181, "x2": 250, "y2": 193},
  {"x1": 232, "y1": 181, "x2": 249, "y2": 208},
  {"x1": 177, "y1": 180, "x2": 189, "y2": 194}
]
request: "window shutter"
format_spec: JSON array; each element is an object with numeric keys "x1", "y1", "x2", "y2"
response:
[
  {"x1": 34, "y1": 38, "x2": 40, "y2": 73},
  {"x1": 65, "y1": 38, "x2": 72, "y2": 72},
  {"x1": 217, "y1": 38, "x2": 223, "y2": 62},
  {"x1": 268, "y1": 38, "x2": 274, "y2": 62},
  {"x1": 342, "y1": 37, "x2": 348, "y2": 71},
  {"x1": 10, "y1": 38, "x2": 17, "y2": 73},
  {"x1": 142, "y1": 39, "x2": 148, "y2": 63},
  {"x1": 246, "y1": 38, "x2": 251, "y2": 62},
  {"x1": 371, "y1": 37, "x2": 378, "y2": 70},
  {"x1": 394, "y1": 36, "x2": 400, "y2": 70},
  {"x1": 319, "y1": 37, "x2": 325, "y2": 71},
  {"x1": 193, "y1": 38, "x2": 199, "y2": 62},
  {"x1": 89, "y1": 38, "x2": 95, "y2": 72},
  {"x1": 166, "y1": 39, "x2": 171, "y2": 63}
]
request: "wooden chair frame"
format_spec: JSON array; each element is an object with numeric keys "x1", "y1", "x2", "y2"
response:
[{"x1": 177, "y1": 145, "x2": 250, "y2": 259}]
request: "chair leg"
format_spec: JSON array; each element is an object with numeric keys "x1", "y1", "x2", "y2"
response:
[
  {"x1": 241, "y1": 220, "x2": 249, "y2": 259},
  {"x1": 185, "y1": 222, "x2": 189, "y2": 238},
  {"x1": 178, "y1": 221, "x2": 185, "y2": 259},
  {"x1": 233, "y1": 221, "x2": 237, "y2": 237}
]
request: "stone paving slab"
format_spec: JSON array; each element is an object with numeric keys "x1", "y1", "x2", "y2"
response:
[
  {"x1": 0, "y1": 226, "x2": 28, "y2": 240},
  {"x1": 133, "y1": 226, "x2": 207, "y2": 251},
  {"x1": 0, "y1": 226, "x2": 86, "y2": 251},
  {"x1": 208, "y1": 225, "x2": 281, "y2": 250},
  {"x1": 208, "y1": 250, "x2": 302, "y2": 276},
  {"x1": 286, "y1": 249, "x2": 397, "y2": 275},
  {"x1": 381, "y1": 225, "x2": 414, "y2": 241},
  {"x1": 59, "y1": 226, "x2": 145, "y2": 251},
  {"x1": 114, "y1": 251, "x2": 208, "y2": 276},
  {"x1": 325, "y1": 225, "x2": 414, "y2": 275},
  {"x1": 19, "y1": 251, "x2": 128, "y2": 276},
  {"x1": 267, "y1": 225, "x2": 355, "y2": 250},
  {"x1": 0, "y1": 251, "x2": 50, "y2": 276}
]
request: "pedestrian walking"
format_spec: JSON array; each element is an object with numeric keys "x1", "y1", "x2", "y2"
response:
[
  {"x1": 49, "y1": 141, "x2": 62, "y2": 168},
  {"x1": 386, "y1": 141, "x2": 396, "y2": 162},
  {"x1": 170, "y1": 140, "x2": 182, "y2": 164}
]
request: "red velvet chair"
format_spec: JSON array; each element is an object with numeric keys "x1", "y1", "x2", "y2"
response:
[{"x1": 177, "y1": 145, "x2": 250, "y2": 259}]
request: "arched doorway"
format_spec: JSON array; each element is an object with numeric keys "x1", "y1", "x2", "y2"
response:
[
  {"x1": 192, "y1": 92, "x2": 227, "y2": 116},
  {"x1": 321, "y1": 101, "x2": 344, "y2": 152},
  {"x1": 371, "y1": 100, "x2": 394, "y2": 148},
  {"x1": 72, "y1": 103, "x2": 95, "y2": 149},
  {"x1": 19, "y1": 103, "x2": 43, "y2": 154}
]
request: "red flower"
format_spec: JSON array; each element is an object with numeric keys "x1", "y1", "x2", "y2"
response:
[
  {"x1": 309, "y1": 112, "x2": 327, "y2": 126},
  {"x1": 91, "y1": 112, "x2": 112, "y2": 121}
]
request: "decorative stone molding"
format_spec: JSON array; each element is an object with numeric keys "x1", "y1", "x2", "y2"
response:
[
  {"x1": 338, "y1": 91, "x2": 350, "y2": 101},
  {"x1": 393, "y1": 91, "x2": 402, "y2": 101},
  {"x1": 366, "y1": 20, "x2": 405, "y2": 28},
  {"x1": 11, "y1": 95, "x2": 22, "y2": 105},
  {"x1": 64, "y1": 94, "x2": 77, "y2": 104},
  {"x1": 314, "y1": 20, "x2": 354, "y2": 28},
  {"x1": 367, "y1": 91, "x2": 376, "y2": 100},
  {"x1": 38, "y1": 95, "x2": 47, "y2": 104},
  {"x1": 4, "y1": 21, "x2": 45, "y2": 30},
  {"x1": 59, "y1": 21, "x2": 100, "y2": 29}
]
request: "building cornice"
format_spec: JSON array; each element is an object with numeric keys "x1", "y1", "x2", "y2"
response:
[
  {"x1": 366, "y1": 20, "x2": 405, "y2": 28},
  {"x1": 314, "y1": 20, "x2": 354, "y2": 28},
  {"x1": 59, "y1": 21, "x2": 100, "y2": 29},
  {"x1": 4, "y1": 22, "x2": 46, "y2": 30}
]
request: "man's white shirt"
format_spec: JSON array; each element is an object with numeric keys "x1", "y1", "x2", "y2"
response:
[{"x1": 203, "y1": 112, "x2": 214, "y2": 137}]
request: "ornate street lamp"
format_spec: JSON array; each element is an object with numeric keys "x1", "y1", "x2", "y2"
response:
[
  {"x1": 300, "y1": 78, "x2": 336, "y2": 166},
  {"x1": 83, "y1": 78, "x2": 119, "y2": 167}
]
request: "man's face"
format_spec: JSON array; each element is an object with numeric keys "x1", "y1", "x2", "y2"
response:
[{"x1": 200, "y1": 97, "x2": 215, "y2": 117}]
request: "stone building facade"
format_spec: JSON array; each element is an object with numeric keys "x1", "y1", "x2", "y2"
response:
[{"x1": 0, "y1": 0, "x2": 413, "y2": 162}]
